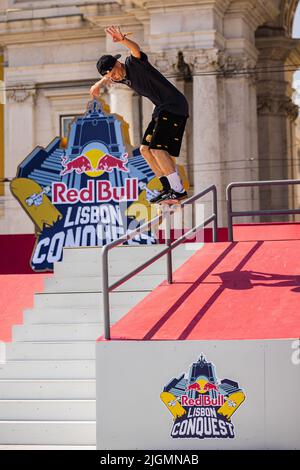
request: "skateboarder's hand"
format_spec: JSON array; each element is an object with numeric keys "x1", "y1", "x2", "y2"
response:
[
  {"x1": 89, "y1": 78, "x2": 112, "y2": 98},
  {"x1": 105, "y1": 25, "x2": 126, "y2": 42},
  {"x1": 89, "y1": 83, "x2": 101, "y2": 98}
]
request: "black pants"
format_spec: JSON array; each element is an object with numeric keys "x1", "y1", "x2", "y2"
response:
[{"x1": 141, "y1": 110, "x2": 188, "y2": 157}]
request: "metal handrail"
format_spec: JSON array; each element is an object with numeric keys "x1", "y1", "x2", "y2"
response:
[
  {"x1": 101, "y1": 184, "x2": 218, "y2": 339},
  {"x1": 226, "y1": 179, "x2": 300, "y2": 242}
]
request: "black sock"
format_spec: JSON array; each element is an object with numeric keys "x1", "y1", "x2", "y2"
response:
[{"x1": 159, "y1": 176, "x2": 171, "y2": 191}]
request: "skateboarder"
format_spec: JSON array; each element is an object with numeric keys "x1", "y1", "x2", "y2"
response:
[{"x1": 90, "y1": 25, "x2": 189, "y2": 204}]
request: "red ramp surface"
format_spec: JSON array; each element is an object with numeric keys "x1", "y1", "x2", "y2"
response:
[
  {"x1": 107, "y1": 224, "x2": 300, "y2": 341},
  {"x1": 0, "y1": 274, "x2": 50, "y2": 342}
]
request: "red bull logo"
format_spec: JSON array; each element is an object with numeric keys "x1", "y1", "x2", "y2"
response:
[
  {"x1": 187, "y1": 382, "x2": 201, "y2": 392},
  {"x1": 96, "y1": 153, "x2": 128, "y2": 172},
  {"x1": 161, "y1": 354, "x2": 246, "y2": 440},
  {"x1": 60, "y1": 153, "x2": 128, "y2": 176},
  {"x1": 60, "y1": 155, "x2": 93, "y2": 176},
  {"x1": 204, "y1": 382, "x2": 218, "y2": 392},
  {"x1": 52, "y1": 179, "x2": 138, "y2": 204},
  {"x1": 186, "y1": 379, "x2": 219, "y2": 394},
  {"x1": 181, "y1": 394, "x2": 225, "y2": 407}
]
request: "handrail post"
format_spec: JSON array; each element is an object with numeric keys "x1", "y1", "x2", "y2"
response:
[
  {"x1": 101, "y1": 245, "x2": 110, "y2": 340},
  {"x1": 227, "y1": 185, "x2": 233, "y2": 242},
  {"x1": 165, "y1": 208, "x2": 173, "y2": 284},
  {"x1": 213, "y1": 185, "x2": 218, "y2": 242}
]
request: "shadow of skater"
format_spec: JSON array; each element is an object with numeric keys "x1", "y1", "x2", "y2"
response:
[{"x1": 213, "y1": 270, "x2": 300, "y2": 292}]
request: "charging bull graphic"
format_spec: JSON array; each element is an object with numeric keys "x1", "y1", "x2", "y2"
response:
[
  {"x1": 96, "y1": 153, "x2": 128, "y2": 172},
  {"x1": 161, "y1": 354, "x2": 246, "y2": 440},
  {"x1": 186, "y1": 379, "x2": 219, "y2": 393},
  {"x1": 61, "y1": 153, "x2": 129, "y2": 176},
  {"x1": 61, "y1": 155, "x2": 93, "y2": 176}
]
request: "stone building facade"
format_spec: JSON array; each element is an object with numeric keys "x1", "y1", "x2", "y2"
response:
[{"x1": 0, "y1": 0, "x2": 300, "y2": 233}]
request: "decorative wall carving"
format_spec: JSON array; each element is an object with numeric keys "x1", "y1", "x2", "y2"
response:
[{"x1": 6, "y1": 86, "x2": 36, "y2": 103}]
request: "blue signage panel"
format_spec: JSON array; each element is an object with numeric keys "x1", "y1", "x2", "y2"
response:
[{"x1": 11, "y1": 99, "x2": 164, "y2": 271}]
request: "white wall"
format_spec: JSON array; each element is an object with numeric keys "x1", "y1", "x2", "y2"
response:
[{"x1": 96, "y1": 338, "x2": 300, "y2": 450}]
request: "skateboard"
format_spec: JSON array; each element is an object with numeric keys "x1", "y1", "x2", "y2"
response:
[
  {"x1": 155, "y1": 199, "x2": 183, "y2": 212},
  {"x1": 157, "y1": 199, "x2": 181, "y2": 206}
]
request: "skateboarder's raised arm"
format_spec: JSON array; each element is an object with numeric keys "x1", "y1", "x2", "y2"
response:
[
  {"x1": 105, "y1": 25, "x2": 141, "y2": 59},
  {"x1": 119, "y1": 37, "x2": 141, "y2": 59}
]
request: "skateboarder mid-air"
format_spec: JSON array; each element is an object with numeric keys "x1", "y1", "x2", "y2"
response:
[{"x1": 90, "y1": 25, "x2": 189, "y2": 204}]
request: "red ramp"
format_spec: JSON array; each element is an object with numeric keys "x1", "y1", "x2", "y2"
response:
[{"x1": 107, "y1": 223, "x2": 300, "y2": 341}]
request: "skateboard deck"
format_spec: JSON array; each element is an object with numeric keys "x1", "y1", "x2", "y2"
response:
[
  {"x1": 157, "y1": 199, "x2": 180, "y2": 206},
  {"x1": 154, "y1": 200, "x2": 183, "y2": 214}
]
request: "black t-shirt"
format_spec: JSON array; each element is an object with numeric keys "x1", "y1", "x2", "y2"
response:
[{"x1": 113, "y1": 51, "x2": 189, "y2": 119}]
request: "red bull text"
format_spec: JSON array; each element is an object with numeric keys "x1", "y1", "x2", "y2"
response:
[
  {"x1": 52, "y1": 179, "x2": 138, "y2": 204},
  {"x1": 181, "y1": 395, "x2": 225, "y2": 407}
]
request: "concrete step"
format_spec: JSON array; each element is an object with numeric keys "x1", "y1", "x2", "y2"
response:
[
  {"x1": 6, "y1": 341, "x2": 96, "y2": 361},
  {"x1": 34, "y1": 291, "x2": 146, "y2": 309},
  {"x1": 23, "y1": 307, "x2": 126, "y2": 325},
  {"x1": 61, "y1": 244, "x2": 166, "y2": 264},
  {"x1": 0, "y1": 244, "x2": 199, "y2": 447},
  {"x1": 12, "y1": 323, "x2": 102, "y2": 342},
  {"x1": 54, "y1": 261, "x2": 168, "y2": 277},
  {"x1": 0, "y1": 421, "x2": 96, "y2": 445},
  {"x1": 0, "y1": 360, "x2": 95, "y2": 379},
  {"x1": 44, "y1": 274, "x2": 164, "y2": 293},
  {"x1": 0, "y1": 379, "x2": 95, "y2": 399},
  {"x1": 54, "y1": 244, "x2": 197, "y2": 278},
  {"x1": 0, "y1": 399, "x2": 95, "y2": 421}
]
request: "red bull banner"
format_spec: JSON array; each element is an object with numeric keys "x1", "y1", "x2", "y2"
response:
[
  {"x1": 10, "y1": 99, "x2": 190, "y2": 271},
  {"x1": 160, "y1": 354, "x2": 246, "y2": 440}
]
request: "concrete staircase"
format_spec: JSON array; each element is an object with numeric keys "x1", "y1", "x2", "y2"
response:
[{"x1": 0, "y1": 244, "x2": 198, "y2": 448}]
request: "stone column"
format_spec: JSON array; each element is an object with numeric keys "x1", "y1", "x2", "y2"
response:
[
  {"x1": 1, "y1": 85, "x2": 36, "y2": 234},
  {"x1": 219, "y1": 52, "x2": 260, "y2": 224},
  {"x1": 189, "y1": 48, "x2": 260, "y2": 227},
  {"x1": 150, "y1": 51, "x2": 190, "y2": 168},
  {"x1": 190, "y1": 49, "x2": 225, "y2": 225},
  {"x1": 6, "y1": 85, "x2": 36, "y2": 179},
  {"x1": 108, "y1": 83, "x2": 139, "y2": 147},
  {"x1": 255, "y1": 33, "x2": 300, "y2": 221}
]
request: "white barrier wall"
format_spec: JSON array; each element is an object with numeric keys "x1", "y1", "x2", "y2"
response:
[{"x1": 96, "y1": 339, "x2": 300, "y2": 450}]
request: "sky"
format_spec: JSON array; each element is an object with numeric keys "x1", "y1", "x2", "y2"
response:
[
  {"x1": 293, "y1": 3, "x2": 300, "y2": 37},
  {"x1": 293, "y1": 3, "x2": 300, "y2": 82},
  {"x1": 292, "y1": 4, "x2": 300, "y2": 107}
]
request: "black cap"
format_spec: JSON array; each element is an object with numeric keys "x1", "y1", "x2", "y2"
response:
[{"x1": 96, "y1": 54, "x2": 122, "y2": 76}]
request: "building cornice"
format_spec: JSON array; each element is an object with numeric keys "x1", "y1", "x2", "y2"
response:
[
  {"x1": 0, "y1": 21, "x2": 104, "y2": 46},
  {"x1": 263, "y1": 0, "x2": 300, "y2": 36},
  {"x1": 256, "y1": 35, "x2": 300, "y2": 62},
  {"x1": 225, "y1": 0, "x2": 280, "y2": 31}
]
